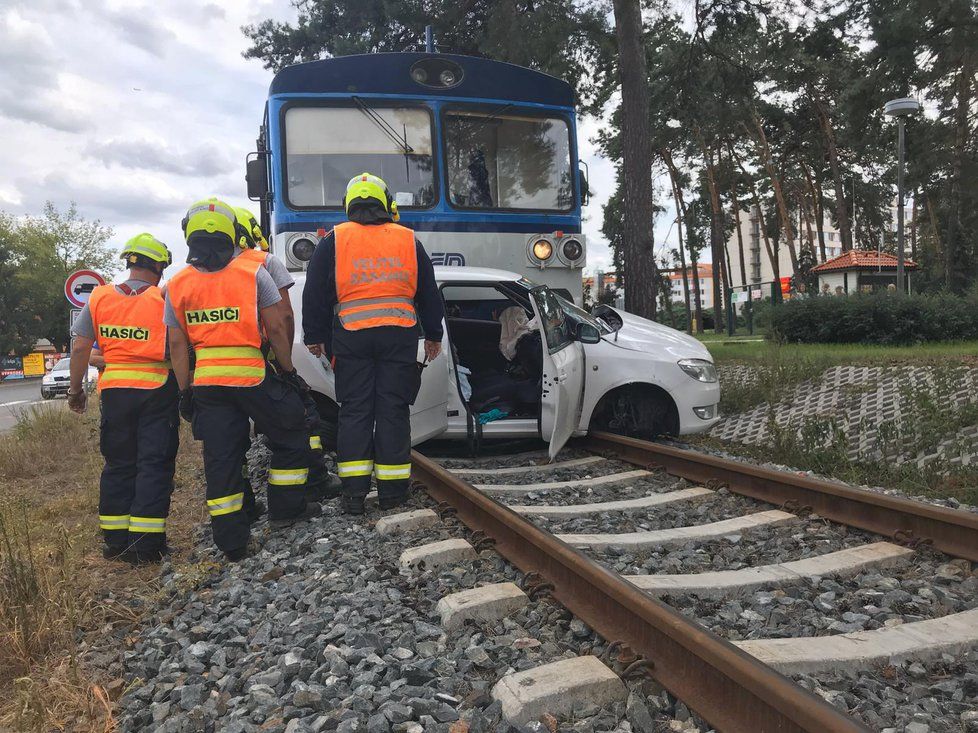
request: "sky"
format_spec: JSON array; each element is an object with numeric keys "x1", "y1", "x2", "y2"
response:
[{"x1": 0, "y1": 0, "x2": 682, "y2": 281}]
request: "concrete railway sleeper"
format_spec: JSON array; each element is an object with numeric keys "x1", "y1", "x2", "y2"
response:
[{"x1": 410, "y1": 435, "x2": 978, "y2": 732}]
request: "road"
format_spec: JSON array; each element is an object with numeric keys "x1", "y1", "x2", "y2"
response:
[{"x1": 0, "y1": 379, "x2": 62, "y2": 433}]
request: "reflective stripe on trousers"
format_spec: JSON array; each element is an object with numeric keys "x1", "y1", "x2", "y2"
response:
[
  {"x1": 268, "y1": 467, "x2": 308, "y2": 486},
  {"x1": 374, "y1": 463, "x2": 411, "y2": 481},
  {"x1": 129, "y1": 516, "x2": 166, "y2": 533},
  {"x1": 337, "y1": 460, "x2": 373, "y2": 477},
  {"x1": 207, "y1": 492, "x2": 244, "y2": 517},
  {"x1": 99, "y1": 514, "x2": 130, "y2": 530}
]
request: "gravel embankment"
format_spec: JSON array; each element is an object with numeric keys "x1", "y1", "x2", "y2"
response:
[{"x1": 113, "y1": 444, "x2": 703, "y2": 733}]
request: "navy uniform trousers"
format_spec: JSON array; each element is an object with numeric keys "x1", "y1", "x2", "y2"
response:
[
  {"x1": 99, "y1": 374, "x2": 179, "y2": 552},
  {"x1": 333, "y1": 325, "x2": 416, "y2": 500},
  {"x1": 192, "y1": 373, "x2": 309, "y2": 553}
]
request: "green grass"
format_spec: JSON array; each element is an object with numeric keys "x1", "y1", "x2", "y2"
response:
[{"x1": 705, "y1": 339, "x2": 978, "y2": 366}]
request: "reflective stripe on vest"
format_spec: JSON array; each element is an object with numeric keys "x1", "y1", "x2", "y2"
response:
[
  {"x1": 167, "y1": 256, "x2": 265, "y2": 387},
  {"x1": 88, "y1": 284, "x2": 169, "y2": 390},
  {"x1": 334, "y1": 221, "x2": 418, "y2": 330},
  {"x1": 101, "y1": 361, "x2": 171, "y2": 388}
]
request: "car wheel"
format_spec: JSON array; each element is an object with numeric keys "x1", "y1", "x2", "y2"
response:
[
  {"x1": 41, "y1": 390, "x2": 53, "y2": 400},
  {"x1": 590, "y1": 384, "x2": 679, "y2": 440}
]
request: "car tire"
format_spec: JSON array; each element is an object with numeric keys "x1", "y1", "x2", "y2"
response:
[
  {"x1": 41, "y1": 390, "x2": 53, "y2": 400},
  {"x1": 590, "y1": 384, "x2": 679, "y2": 440}
]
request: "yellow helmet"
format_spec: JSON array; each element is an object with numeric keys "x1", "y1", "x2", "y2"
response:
[
  {"x1": 182, "y1": 198, "x2": 237, "y2": 242},
  {"x1": 343, "y1": 172, "x2": 399, "y2": 222},
  {"x1": 234, "y1": 207, "x2": 269, "y2": 251},
  {"x1": 120, "y1": 233, "x2": 172, "y2": 267}
]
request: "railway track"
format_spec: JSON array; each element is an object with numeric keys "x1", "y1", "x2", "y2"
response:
[{"x1": 403, "y1": 431, "x2": 978, "y2": 732}]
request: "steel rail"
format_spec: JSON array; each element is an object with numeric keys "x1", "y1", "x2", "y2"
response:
[
  {"x1": 411, "y1": 450, "x2": 870, "y2": 733},
  {"x1": 582, "y1": 431, "x2": 978, "y2": 562}
]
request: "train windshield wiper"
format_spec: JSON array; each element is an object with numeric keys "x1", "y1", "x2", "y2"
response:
[{"x1": 352, "y1": 96, "x2": 414, "y2": 155}]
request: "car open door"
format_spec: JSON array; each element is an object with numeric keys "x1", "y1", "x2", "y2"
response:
[
  {"x1": 529, "y1": 286, "x2": 584, "y2": 459},
  {"x1": 410, "y1": 329, "x2": 450, "y2": 444}
]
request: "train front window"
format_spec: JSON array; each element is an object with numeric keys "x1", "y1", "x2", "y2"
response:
[
  {"x1": 284, "y1": 106, "x2": 435, "y2": 209},
  {"x1": 444, "y1": 109, "x2": 573, "y2": 211}
]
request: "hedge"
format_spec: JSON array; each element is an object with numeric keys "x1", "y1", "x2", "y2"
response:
[{"x1": 769, "y1": 291, "x2": 978, "y2": 344}]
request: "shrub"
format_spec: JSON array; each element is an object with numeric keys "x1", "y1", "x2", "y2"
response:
[{"x1": 769, "y1": 291, "x2": 978, "y2": 344}]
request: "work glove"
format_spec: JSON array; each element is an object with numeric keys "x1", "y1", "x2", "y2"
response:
[
  {"x1": 282, "y1": 368, "x2": 310, "y2": 395},
  {"x1": 67, "y1": 389, "x2": 87, "y2": 414},
  {"x1": 179, "y1": 388, "x2": 194, "y2": 423}
]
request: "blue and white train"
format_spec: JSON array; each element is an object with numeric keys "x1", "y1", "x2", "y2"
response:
[{"x1": 246, "y1": 52, "x2": 588, "y2": 300}]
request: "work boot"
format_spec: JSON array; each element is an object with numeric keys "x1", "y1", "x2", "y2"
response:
[
  {"x1": 341, "y1": 495, "x2": 366, "y2": 516},
  {"x1": 378, "y1": 494, "x2": 409, "y2": 511},
  {"x1": 306, "y1": 472, "x2": 343, "y2": 502},
  {"x1": 225, "y1": 546, "x2": 250, "y2": 563},
  {"x1": 102, "y1": 544, "x2": 129, "y2": 561},
  {"x1": 119, "y1": 547, "x2": 166, "y2": 565},
  {"x1": 247, "y1": 499, "x2": 267, "y2": 522},
  {"x1": 269, "y1": 502, "x2": 322, "y2": 529}
]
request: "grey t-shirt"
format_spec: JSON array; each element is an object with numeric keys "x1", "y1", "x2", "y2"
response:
[
  {"x1": 71, "y1": 279, "x2": 155, "y2": 340},
  {"x1": 163, "y1": 265, "x2": 281, "y2": 328},
  {"x1": 233, "y1": 249, "x2": 294, "y2": 291}
]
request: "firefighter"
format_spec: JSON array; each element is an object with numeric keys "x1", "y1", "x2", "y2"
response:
[
  {"x1": 234, "y1": 207, "x2": 341, "y2": 503},
  {"x1": 166, "y1": 199, "x2": 317, "y2": 562},
  {"x1": 67, "y1": 233, "x2": 178, "y2": 564},
  {"x1": 302, "y1": 173, "x2": 445, "y2": 514}
]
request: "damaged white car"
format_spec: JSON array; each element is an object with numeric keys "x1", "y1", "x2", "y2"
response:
[{"x1": 293, "y1": 267, "x2": 720, "y2": 457}]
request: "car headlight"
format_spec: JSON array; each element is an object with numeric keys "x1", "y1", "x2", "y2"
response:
[{"x1": 678, "y1": 358, "x2": 718, "y2": 383}]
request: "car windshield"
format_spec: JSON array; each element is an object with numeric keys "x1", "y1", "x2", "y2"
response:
[
  {"x1": 52, "y1": 358, "x2": 70, "y2": 371},
  {"x1": 443, "y1": 109, "x2": 573, "y2": 211},
  {"x1": 284, "y1": 105, "x2": 435, "y2": 208}
]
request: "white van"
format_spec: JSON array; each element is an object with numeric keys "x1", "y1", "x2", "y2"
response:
[{"x1": 293, "y1": 267, "x2": 720, "y2": 457}]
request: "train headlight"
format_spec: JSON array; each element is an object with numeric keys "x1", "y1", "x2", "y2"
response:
[
  {"x1": 410, "y1": 59, "x2": 464, "y2": 89},
  {"x1": 291, "y1": 237, "x2": 316, "y2": 262},
  {"x1": 561, "y1": 238, "x2": 583, "y2": 262},
  {"x1": 531, "y1": 239, "x2": 553, "y2": 262}
]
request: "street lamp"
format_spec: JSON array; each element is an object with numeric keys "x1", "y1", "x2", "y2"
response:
[{"x1": 883, "y1": 96, "x2": 921, "y2": 294}]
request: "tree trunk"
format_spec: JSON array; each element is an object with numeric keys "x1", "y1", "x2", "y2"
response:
[
  {"x1": 925, "y1": 192, "x2": 943, "y2": 264},
  {"x1": 801, "y1": 162, "x2": 828, "y2": 261},
  {"x1": 801, "y1": 194, "x2": 817, "y2": 257},
  {"x1": 812, "y1": 94, "x2": 853, "y2": 251},
  {"x1": 747, "y1": 112, "x2": 798, "y2": 275},
  {"x1": 910, "y1": 188, "x2": 917, "y2": 261},
  {"x1": 943, "y1": 58, "x2": 973, "y2": 292},
  {"x1": 662, "y1": 149, "x2": 693, "y2": 333},
  {"x1": 611, "y1": 0, "x2": 656, "y2": 316},
  {"x1": 730, "y1": 189, "x2": 748, "y2": 287},
  {"x1": 730, "y1": 145, "x2": 779, "y2": 283},
  {"x1": 697, "y1": 137, "x2": 725, "y2": 334}
]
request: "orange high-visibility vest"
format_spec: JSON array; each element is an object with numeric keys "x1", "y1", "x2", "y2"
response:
[
  {"x1": 89, "y1": 284, "x2": 169, "y2": 390},
  {"x1": 334, "y1": 221, "x2": 418, "y2": 330},
  {"x1": 238, "y1": 248, "x2": 268, "y2": 267},
  {"x1": 167, "y1": 256, "x2": 266, "y2": 387}
]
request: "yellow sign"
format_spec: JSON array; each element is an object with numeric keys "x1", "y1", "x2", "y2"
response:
[{"x1": 22, "y1": 352, "x2": 45, "y2": 377}]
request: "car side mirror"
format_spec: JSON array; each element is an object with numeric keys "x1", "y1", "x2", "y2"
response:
[
  {"x1": 246, "y1": 155, "x2": 269, "y2": 201},
  {"x1": 576, "y1": 321, "x2": 601, "y2": 344},
  {"x1": 579, "y1": 164, "x2": 590, "y2": 207}
]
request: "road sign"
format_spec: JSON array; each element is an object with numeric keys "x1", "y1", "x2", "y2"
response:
[
  {"x1": 64, "y1": 269, "x2": 105, "y2": 308},
  {"x1": 22, "y1": 353, "x2": 45, "y2": 377},
  {"x1": 69, "y1": 308, "x2": 82, "y2": 330}
]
